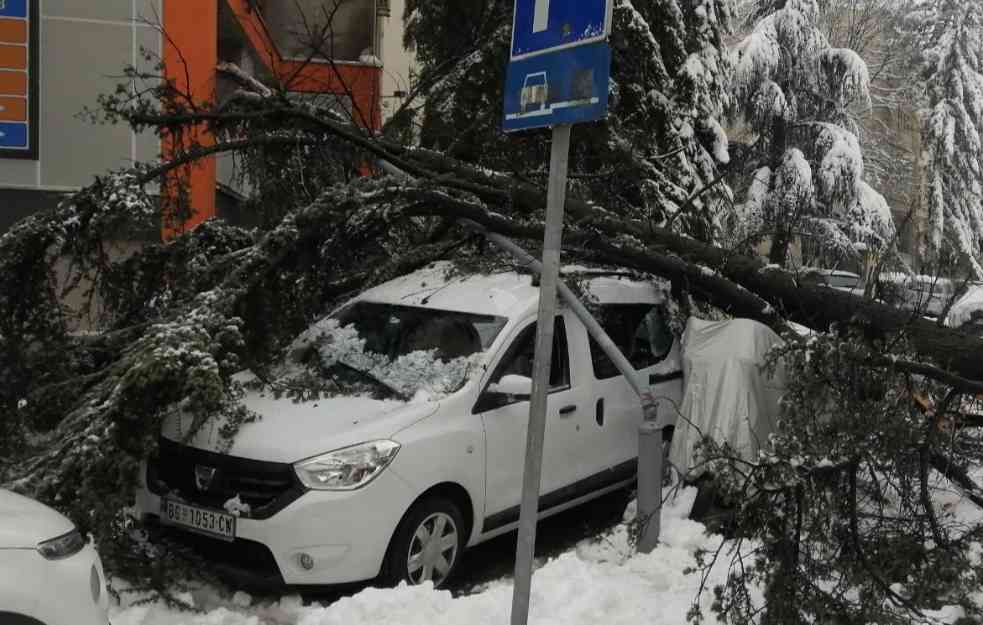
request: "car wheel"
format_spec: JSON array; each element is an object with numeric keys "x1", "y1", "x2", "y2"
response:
[{"x1": 385, "y1": 497, "x2": 465, "y2": 588}]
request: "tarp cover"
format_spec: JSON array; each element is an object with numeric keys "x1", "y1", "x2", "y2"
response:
[{"x1": 668, "y1": 317, "x2": 787, "y2": 477}]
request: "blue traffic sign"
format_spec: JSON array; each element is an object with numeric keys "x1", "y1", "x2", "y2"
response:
[
  {"x1": 0, "y1": 122, "x2": 29, "y2": 149},
  {"x1": 503, "y1": 41, "x2": 611, "y2": 132},
  {"x1": 511, "y1": 0, "x2": 612, "y2": 60},
  {"x1": 0, "y1": 0, "x2": 28, "y2": 19}
]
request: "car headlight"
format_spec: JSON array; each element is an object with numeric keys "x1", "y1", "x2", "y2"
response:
[
  {"x1": 37, "y1": 529, "x2": 86, "y2": 560},
  {"x1": 294, "y1": 440, "x2": 401, "y2": 491}
]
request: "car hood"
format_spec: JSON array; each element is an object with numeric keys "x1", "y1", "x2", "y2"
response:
[
  {"x1": 161, "y1": 391, "x2": 440, "y2": 463},
  {"x1": 0, "y1": 489, "x2": 75, "y2": 549}
]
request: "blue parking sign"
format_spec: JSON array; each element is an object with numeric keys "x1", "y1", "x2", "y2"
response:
[
  {"x1": 503, "y1": 42, "x2": 611, "y2": 132},
  {"x1": 504, "y1": 0, "x2": 613, "y2": 132}
]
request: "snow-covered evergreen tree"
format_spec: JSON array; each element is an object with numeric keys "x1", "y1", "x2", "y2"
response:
[
  {"x1": 914, "y1": 0, "x2": 983, "y2": 277},
  {"x1": 401, "y1": 0, "x2": 735, "y2": 240},
  {"x1": 726, "y1": 0, "x2": 896, "y2": 268}
]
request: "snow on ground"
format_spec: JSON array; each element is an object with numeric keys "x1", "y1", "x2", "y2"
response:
[{"x1": 111, "y1": 487, "x2": 748, "y2": 625}]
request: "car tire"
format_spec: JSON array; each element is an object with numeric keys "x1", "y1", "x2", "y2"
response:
[{"x1": 384, "y1": 497, "x2": 465, "y2": 588}]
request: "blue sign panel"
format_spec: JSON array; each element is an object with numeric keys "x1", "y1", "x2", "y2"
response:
[
  {"x1": 503, "y1": 41, "x2": 610, "y2": 132},
  {"x1": 511, "y1": 0, "x2": 611, "y2": 60},
  {"x1": 0, "y1": 121, "x2": 28, "y2": 148},
  {"x1": 0, "y1": 0, "x2": 29, "y2": 19}
]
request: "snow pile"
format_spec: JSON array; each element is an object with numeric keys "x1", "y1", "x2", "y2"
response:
[{"x1": 110, "y1": 488, "x2": 749, "y2": 625}]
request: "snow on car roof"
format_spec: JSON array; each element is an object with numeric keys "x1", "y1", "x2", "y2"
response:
[
  {"x1": 947, "y1": 285, "x2": 983, "y2": 328},
  {"x1": 355, "y1": 262, "x2": 665, "y2": 318},
  {"x1": 802, "y1": 267, "x2": 861, "y2": 278}
]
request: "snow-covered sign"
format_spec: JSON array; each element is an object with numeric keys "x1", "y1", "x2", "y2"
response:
[{"x1": 503, "y1": 0, "x2": 613, "y2": 132}]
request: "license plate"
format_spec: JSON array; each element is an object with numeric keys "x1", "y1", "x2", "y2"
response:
[{"x1": 160, "y1": 499, "x2": 236, "y2": 541}]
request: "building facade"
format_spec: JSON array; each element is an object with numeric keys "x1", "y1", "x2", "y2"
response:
[
  {"x1": 379, "y1": 0, "x2": 416, "y2": 121},
  {"x1": 0, "y1": 0, "x2": 394, "y2": 233}
]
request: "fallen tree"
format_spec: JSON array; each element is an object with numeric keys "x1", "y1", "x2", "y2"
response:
[{"x1": 120, "y1": 80, "x2": 983, "y2": 386}]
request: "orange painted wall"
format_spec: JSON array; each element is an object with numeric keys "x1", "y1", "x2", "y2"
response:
[
  {"x1": 226, "y1": 0, "x2": 382, "y2": 130},
  {"x1": 0, "y1": 71, "x2": 27, "y2": 95},
  {"x1": 281, "y1": 60, "x2": 382, "y2": 130},
  {"x1": 161, "y1": 0, "x2": 382, "y2": 237},
  {"x1": 162, "y1": 0, "x2": 218, "y2": 237}
]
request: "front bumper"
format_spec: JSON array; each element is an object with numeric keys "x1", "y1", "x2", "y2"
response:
[
  {"x1": 135, "y1": 466, "x2": 415, "y2": 587},
  {"x1": 1, "y1": 542, "x2": 110, "y2": 625}
]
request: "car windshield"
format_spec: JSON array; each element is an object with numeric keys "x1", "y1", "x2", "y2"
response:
[
  {"x1": 283, "y1": 303, "x2": 508, "y2": 401},
  {"x1": 826, "y1": 274, "x2": 860, "y2": 289},
  {"x1": 334, "y1": 302, "x2": 507, "y2": 360}
]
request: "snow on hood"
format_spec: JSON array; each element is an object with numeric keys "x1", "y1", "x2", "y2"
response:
[
  {"x1": 0, "y1": 489, "x2": 75, "y2": 548},
  {"x1": 161, "y1": 391, "x2": 439, "y2": 464}
]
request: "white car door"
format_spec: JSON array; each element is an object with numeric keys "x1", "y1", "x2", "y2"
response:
[
  {"x1": 474, "y1": 312, "x2": 592, "y2": 534},
  {"x1": 586, "y1": 303, "x2": 683, "y2": 473}
]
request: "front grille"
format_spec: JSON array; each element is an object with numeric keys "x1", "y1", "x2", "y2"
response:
[
  {"x1": 147, "y1": 437, "x2": 305, "y2": 519},
  {"x1": 153, "y1": 522, "x2": 285, "y2": 588}
]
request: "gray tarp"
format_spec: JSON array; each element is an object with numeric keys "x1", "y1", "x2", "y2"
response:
[{"x1": 668, "y1": 317, "x2": 787, "y2": 477}]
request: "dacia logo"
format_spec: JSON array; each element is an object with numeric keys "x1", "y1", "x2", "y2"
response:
[{"x1": 194, "y1": 465, "x2": 217, "y2": 492}]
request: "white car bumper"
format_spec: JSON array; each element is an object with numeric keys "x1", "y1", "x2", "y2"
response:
[
  {"x1": 135, "y1": 467, "x2": 415, "y2": 586},
  {"x1": 0, "y1": 542, "x2": 108, "y2": 625}
]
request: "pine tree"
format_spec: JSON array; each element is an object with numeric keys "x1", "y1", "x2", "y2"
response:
[
  {"x1": 726, "y1": 0, "x2": 896, "y2": 268},
  {"x1": 401, "y1": 0, "x2": 735, "y2": 240},
  {"x1": 915, "y1": 0, "x2": 983, "y2": 277}
]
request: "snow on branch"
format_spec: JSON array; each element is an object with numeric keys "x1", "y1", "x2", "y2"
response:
[
  {"x1": 808, "y1": 122, "x2": 865, "y2": 215},
  {"x1": 820, "y1": 48, "x2": 872, "y2": 109},
  {"x1": 920, "y1": 2, "x2": 983, "y2": 275},
  {"x1": 771, "y1": 148, "x2": 815, "y2": 210},
  {"x1": 751, "y1": 80, "x2": 793, "y2": 127},
  {"x1": 847, "y1": 182, "x2": 896, "y2": 245},
  {"x1": 732, "y1": 14, "x2": 781, "y2": 99}
]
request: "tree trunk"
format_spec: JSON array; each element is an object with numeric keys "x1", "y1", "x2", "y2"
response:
[{"x1": 383, "y1": 155, "x2": 983, "y2": 383}]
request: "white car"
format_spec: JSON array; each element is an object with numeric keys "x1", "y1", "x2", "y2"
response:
[
  {"x1": 0, "y1": 489, "x2": 109, "y2": 625},
  {"x1": 134, "y1": 265, "x2": 683, "y2": 588},
  {"x1": 945, "y1": 283, "x2": 983, "y2": 335},
  {"x1": 799, "y1": 267, "x2": 864, "y2": 294}
]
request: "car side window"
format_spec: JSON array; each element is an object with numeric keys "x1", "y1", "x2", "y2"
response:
[
  {"x1": 493, "y1": 316, "x2": 570, "y2": 389},
  {"x1": 474, "y1": 317, "x2": 570, "y2": 413},
  {"x1": 589, "y1": 304, "x2": 673, "y2": 380}
]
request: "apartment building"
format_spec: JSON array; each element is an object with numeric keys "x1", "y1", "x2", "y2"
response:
[{"x1": 0, "y1": 0, "x2": 402, "y2": 233}]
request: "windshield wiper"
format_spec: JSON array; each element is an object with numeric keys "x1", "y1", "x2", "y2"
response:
[{"x1": 331, "y1": 360, "x2": 411, "y2": 401}]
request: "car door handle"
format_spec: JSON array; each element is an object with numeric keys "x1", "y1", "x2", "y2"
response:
[{"x1": 558, "y1": 405, "x2": 577, "y2": 416}]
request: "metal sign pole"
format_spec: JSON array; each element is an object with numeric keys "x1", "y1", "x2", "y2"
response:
[{"x1": 510, "y1": 123, "x2": 572, "y2": 625}]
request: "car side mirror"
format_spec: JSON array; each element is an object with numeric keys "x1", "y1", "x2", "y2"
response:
[
  {"x1": 473, "y1": 374, "x2": 535, "y2": 413},
  {"x1": 488, "y1": 374, "x2": 534, "y2": 398}
]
